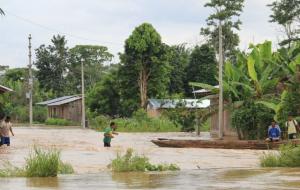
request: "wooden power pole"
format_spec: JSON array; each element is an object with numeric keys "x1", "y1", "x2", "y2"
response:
[
  {"x1": 28, "y1": 34, "x2": 33, "y2": 126},
  {"x1": 218, "y1": 20, "x2": 224, "y2": 139},
  {"x1": 81, "y1": 58, "x2": 86, "y2": 128}
]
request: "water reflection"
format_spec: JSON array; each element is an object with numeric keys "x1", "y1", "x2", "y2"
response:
[
  {"x1": 111, "y1": 172, "x2": 178, "y2": 189},
  {"x1": 26, "y1": 177, "x2": 59, "y2": 188},
  {"x1": 0, "y1": 169, "x2": 300, "y2": 190}
]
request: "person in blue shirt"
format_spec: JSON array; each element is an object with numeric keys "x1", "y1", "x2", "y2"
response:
[{"x1": 266, "y1": 121, "x2": 281, "y2": 141}]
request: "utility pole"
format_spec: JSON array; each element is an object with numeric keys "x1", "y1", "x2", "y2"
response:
[
  {"x1": 218, "y1": 19, "x2": 223, "y2": 139},
  {"x1": 81, "y1": 58, "x2": 86, "y2": 128},
  {"x1": 28, "y1": 34, "x2": 33, "y2": 127}
]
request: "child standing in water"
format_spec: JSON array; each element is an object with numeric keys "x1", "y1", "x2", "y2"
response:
[
  {"x1": 0, "y1": 116, "x2": 14, "y2": 146},
  {"x1": 103, "y1": 122, "x2": 118, "y2": 147}
]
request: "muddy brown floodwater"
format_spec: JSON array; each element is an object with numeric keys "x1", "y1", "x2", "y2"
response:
[{"x1": 0, "y1": 127, "x2": 300, "y2": 190}]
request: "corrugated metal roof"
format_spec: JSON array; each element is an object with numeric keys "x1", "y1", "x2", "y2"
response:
[
  {"x1": 148, "y1": 99, "x2": 210, "y2": 109},
  {"x1": 0, "y1": 85, "x2": 13, "y2": 94},
  {"x1": 36, "y1": 95, "x2": 80, "y2": 106},
  {"x1": 48, "y1": 96, "x2": 81, "y2": 106}
]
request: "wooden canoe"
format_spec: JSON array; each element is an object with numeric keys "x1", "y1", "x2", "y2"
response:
[{"x1": 151, "y1": 138, "x2": 300, "y2": 150}]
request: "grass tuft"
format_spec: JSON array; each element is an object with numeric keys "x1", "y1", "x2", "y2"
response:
[
  {"x1": 110, "y1": 148, "x2": 180, "y2": 172},
  {"x1": 0, "y1": 147, "x2": 74, "y2": 177},
  {"x1": 260, "y1": 144, "x2": 300, "y2": 167}
]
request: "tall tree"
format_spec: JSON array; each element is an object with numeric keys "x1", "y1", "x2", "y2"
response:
[
  {"x1": 67, "y1": 45, "x2": 113, "y2": 93},
  {"x1": 119, "y1": 23, "x2": 170, "y2": 113},
  {"x1": 268, "y1": 0, "x2": 300, "y2": 46},
  {"x1": 87, "y1": 66, "x2": 121, "y2": 117},
  {"x1": 167, "y1": 44, "x2": 190, "y2": 96},
  {"x1": 34, "y1": 35, "x2": 68, "y2": 96},
  {"x1": 186, "y1": 44, "x2": 218, "y2": 94},
  {"x1": 201, "y1": 0, "x2": 244, "y2": 58}
]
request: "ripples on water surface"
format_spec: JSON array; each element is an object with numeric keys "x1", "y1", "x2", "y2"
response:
[{"x1": 1, "y1": 169, "x2": 300, "y2": 190}]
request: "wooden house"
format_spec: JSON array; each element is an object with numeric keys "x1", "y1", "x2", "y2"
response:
[{"x1": 37, "y1": 95, "x2": 82, "y2": 123}]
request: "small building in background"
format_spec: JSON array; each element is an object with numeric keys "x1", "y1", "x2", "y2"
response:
[
  {"x1": 37, "y1": 95, "x2": 82, "y2": 123},
  {"x1": 147, "y1": 99, "x2": 210, "y2": 117}
]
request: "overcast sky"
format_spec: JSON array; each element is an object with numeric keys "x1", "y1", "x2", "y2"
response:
[{"x1": 0, "y1": 0, "x2": 280, "y2": 68}]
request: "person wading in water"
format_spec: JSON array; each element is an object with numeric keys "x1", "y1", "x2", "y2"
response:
[{"x1": 103, "y1": 122, "x2": 118, "y2": 147}]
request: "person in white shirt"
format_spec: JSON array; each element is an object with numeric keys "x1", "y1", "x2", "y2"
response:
[{"x1": 286, "y1": 116, "x2": 299, "y2": 139}]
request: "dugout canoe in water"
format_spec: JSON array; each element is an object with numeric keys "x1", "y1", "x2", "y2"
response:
[{"x1": 151, "y1": 138, "x2": 300, "y2": 150}]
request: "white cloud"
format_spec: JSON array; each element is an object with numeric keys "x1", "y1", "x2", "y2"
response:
[{"x1": 0, "y1": 0, "x2": 280, "y2": 68}]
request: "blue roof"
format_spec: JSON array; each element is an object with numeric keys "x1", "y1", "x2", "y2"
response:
[{"x1": 148, "y1": 99, "x2": 210, "y2": 109}]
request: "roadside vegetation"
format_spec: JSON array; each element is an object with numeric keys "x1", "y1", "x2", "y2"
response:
[
  {"x1": 260, "y1": 144, "x2": 300, "y2": 167},
  {"x1": 45, "y1": 118, "x2": 78, "y2": 126},
  {"x1": 110, "y1": 148, "x2": 180, "y2": 172},
  {"x1": 0, "y1": 147, "x2": 74, "y2": 177}
]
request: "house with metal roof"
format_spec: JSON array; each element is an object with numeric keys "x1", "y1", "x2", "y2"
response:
[{"x1": 37, "y1": 95, "x2": 82, "y2": 123}]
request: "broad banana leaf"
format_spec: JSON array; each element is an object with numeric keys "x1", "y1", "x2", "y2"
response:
[{"x1": 247, "y1": 56, "x2": 258, "y2": 82}]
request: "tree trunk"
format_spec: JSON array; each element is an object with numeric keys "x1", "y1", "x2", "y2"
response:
[{"x1": 138, "y1": 67, "x2": 148, "y2": 110}]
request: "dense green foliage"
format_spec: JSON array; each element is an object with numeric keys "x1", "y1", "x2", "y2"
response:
[
  {"x1": 268, "y1": 0, "x2": 300, "y2": 46},
  {"x1": 110, "y1": 148, "x2": 180, "y2": 172},
  {"x1": 0, "y1": 147, "x2": 74, "y2": 177},
  {"x1": 261, "y1": 144, "x2": 300, "y2": 167},
  {"x1": 186, "y1": 44, "x2": 217, "y2": 94},
  {"x1": 119, "y1": 23, "x2": 170, "y2": 113},
  {"x1": 67, "y1": 45, "x2": 113, "y2": 94},
  {"x1": 88, "y1": 109, "x2": 180, "y2": 132},
  {"x1": 0, "y1": 68, "x2": 50, "y2": 123},
  {"x1": 167, "y1": 45, "x2": 190, "y2": 95},
  {"x1": 45, "y1": 118, "x2": 77, "y2": 126},
  {"x1": 192, "y1": 41, "x2": 300, "y2": 139},
  {"x1": 35, "y1": 35, "x2": 69, "y2": 96},
  {"x1": 231, "y1": 101, "x2": 274, "y2": 140}
]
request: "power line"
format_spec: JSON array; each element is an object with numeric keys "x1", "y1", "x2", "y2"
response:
[{"x1": 4, "y1": 10, "x2": 123, "y2": 46}]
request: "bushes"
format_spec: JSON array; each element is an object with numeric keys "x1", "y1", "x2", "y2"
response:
[
  {"x1": 88, "y1": 110, "x2": 180, "y2": 132},
  {"x1": 45, "y1": 118, "x2": 76, "y2": 126},
  {"x1": 161, "y1": 109, "x2": 197, "y2": 132},
  {"x1": 260, "y1": 144, "x2": 300, "y2": 167},
  {"x1": 110, "y1": 148, "x2": 180, "y2": 172},
  {"x1": 0, "y1": 147, "x2": 74, "y2": 177},
  {"x1": 232, "y1": 101, "x2": 274, "y2": 140}
]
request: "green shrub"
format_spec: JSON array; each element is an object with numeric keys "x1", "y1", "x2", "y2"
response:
[
  {"x1": 0, "y1": 161, "x2": 26, "y2": 177},
  {"x1": 161, "y1": 109, "x2": 197, "y2": 132},
  {"x1": 45, "y1": 118, "x2": 76, "y2": 126},
  {"x1": 260, "y1": 144, "x2": 300, "y2": 167},
  {"x1": 33, "y1": 106, "x2": 47, "y2": 123},
  {"x1": 88, "y1": 113, "x2": 180, "y2": 132},
  {"x1": 58, "y1": 161, "x2": 74, "y2": 174},
  {"x1": 25, "y1": 147, "x2": 60, "y2": 177},
  {"x1": 0, "y1": 147, "x2": 74, "y2": 177},
  {"x1": 110, "y1": 148, "x2": 180, "y2": 172},
  {"x1": 232, "y1": 101, "x2": 274, "y2": 140}
]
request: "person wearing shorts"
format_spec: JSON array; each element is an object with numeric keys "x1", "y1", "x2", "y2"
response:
[{"x1": 0, "y1": 116, "x2": 14, "y2": 146}]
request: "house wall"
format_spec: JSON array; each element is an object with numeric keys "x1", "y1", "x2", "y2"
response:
[
  {"x1": 147, "y1": 108, "x2": 161, "y2": 118},
  {"x1": 47, "y1": 99, "x2": 82, "y2": 123},
  {"x1": 210, "y1": 98, "x2": 238, "y2": 140}
]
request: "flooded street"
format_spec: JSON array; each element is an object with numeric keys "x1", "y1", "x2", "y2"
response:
[{"x1": 0, "y1": 127, "x2": 300, "y2": 189}]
